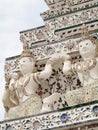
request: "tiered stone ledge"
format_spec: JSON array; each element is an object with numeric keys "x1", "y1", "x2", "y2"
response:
[
  {"x1": 54, "y1": 20, "x2": 98, "y2": 41},
  {"x1": 41, "y1": 0, "x2": 98, "y2": 21},
  {"x1": 41, "y1": 4, "x2": 98, "y2": 21},
  {"x1": 1, "y1": 101, "x2": 98, "y2": 130}
]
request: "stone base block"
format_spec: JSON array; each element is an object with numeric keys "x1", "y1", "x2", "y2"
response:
[{"x1": 4, "y1": 95, "x2": 42, "y2": 120}]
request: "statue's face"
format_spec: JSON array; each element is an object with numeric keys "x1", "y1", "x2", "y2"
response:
[
  {"x1": 79, "y1": 39, "x2": 96, "y2": 59},
  {"x1": 19, "y1": 57, "x2": 35, "y2": 75}
]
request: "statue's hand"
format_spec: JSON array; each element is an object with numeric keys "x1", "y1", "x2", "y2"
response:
[
  {"x1": 9, "y1": 73, "x2": 19, "y2": 91},
  {"x1": 9, "y1": 79, "x2": 16, "y2": 91},
  {"x1": 10, "y1": 72, "x2": 19, "y2": 80},
  {"x1": 38, "y1": 64, "x2": 52, "y2": 80},
  {"x1": 47, "y1": 52, "x2": 71, "y2": 66},
  {"x1": 63, "y1": 60, "x2": 72, "y2": 74},
  {"x1": 60, "y1": 52, "x2": 71, "y2": 61}
]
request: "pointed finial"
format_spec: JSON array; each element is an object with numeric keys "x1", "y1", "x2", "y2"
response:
[
  {"x1": 20, "y1": 43, "x2": 33, "y2": 59},
  {"x1": 78, "y1": 24, "x2": 95, "y2": 43},
  {"x1": 81, "y1": 24, "x2": 90, "y2": 40}
]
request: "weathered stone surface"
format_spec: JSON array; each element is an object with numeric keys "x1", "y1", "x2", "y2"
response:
[{"x1": 5, "y1": 95, "x2": 42, "y2": 120}]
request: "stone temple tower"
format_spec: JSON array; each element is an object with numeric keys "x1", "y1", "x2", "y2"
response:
[{"x1": 0, "y1": 0, "x2": 98, "y2": 129}]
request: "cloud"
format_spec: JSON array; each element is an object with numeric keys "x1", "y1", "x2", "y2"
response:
[{"x1": 0, "y1": 0, "x2": 48, "y2": 121}]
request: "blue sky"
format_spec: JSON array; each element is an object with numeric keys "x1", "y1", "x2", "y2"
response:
[{"x1": 0, "y1": 0, "x2": 48, "y2": 121}]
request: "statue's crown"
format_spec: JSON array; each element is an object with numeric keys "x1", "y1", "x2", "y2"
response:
[
  {"x1": 79, "y1": 24, "x2": 95, "y2": 43},
  {"x1": 20, "y1": 43, "x2": 33, "y2": 59}
]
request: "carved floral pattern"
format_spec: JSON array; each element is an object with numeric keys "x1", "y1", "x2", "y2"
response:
[
  {"x1": 45, "y1": 0, "x2": 90, "y2": 5},
  {"x1": 1, "y1": 102, "x2": 98, "y2": 130},
  {"x1": 45, "y1": 7, "x2": 98, "y2": 31},
  {"x1": 41, "y1": 0, "x2": 98, "y2": 20}
]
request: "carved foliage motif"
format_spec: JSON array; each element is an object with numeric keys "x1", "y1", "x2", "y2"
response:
[
  {"x1": 1, "y1": 103, "x2": 98, "y2": 130},
  {"x1": 41, "y1": 0, "x2": 98, "y2": 20},
  {"x1": 46, "y1": 0, "x2": 90, "y2": 5},
  {"x1": 20, "y1": 27, "x2": 46, "y2": 44},
  {"x1": 45, "y1": 7, "x2": 98, "y2": 31}
]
